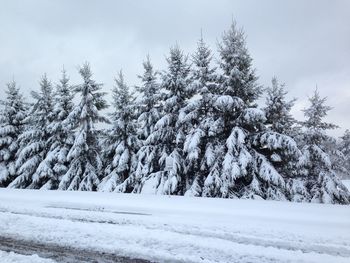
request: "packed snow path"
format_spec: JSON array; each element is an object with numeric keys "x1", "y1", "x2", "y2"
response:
[{"x1": 0, "y1": 189, "x2": 349, "y2": 263}]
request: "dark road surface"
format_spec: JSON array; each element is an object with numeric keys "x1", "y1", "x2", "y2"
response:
[{"x1": 0, "y1": 236, "x2": 152, "y2": 263}]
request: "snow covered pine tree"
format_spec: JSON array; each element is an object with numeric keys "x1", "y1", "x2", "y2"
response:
[
  {"x1": 0, "y1": 81, "x2": 27, "y2": 187},
  {"x1": 181, "y1": 34, "x2": 219, "y2": 196},
  {"x1": 263, "y1": 77, "x2": 303, "y2": 200},
  {"x1": 132, "y1": 57, "x2": 162, "y2": 193},
  {"x1": 264, "y1": 77, "x2": 297, "y2": 136},
  {"x1": 141, "y1": 46, "x2": 193, "y2": 194},
  {"x1": 298, "y1": 90, "x2": 350, "y2": 204},
  {"x1": 338, "y1": 130, "x2": 350, "y2": 179},
  {"x1": 29, "y1": 68, "x2": 75, "y2": 189},
  {"x1": 98, "y1": 71, "x2": 139, "y2": 192},
  {"x1": 202, "y1": 22, "x2": 300, "y2": 200},
  {"x1": 59, "y1": 63, "x2": 108, "y2": 191},
  {"x1": 9, "y1": 75, "x2": 54, "y2": 188}
]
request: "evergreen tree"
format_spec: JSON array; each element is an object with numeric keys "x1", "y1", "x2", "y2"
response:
[
  {"x1": 9, "y1": 75, "x2": 54, "y2": 188},
  {"x1": 264, "y1": 77, "x2": 296, "y2": 136},
  {"x1": 298, "y1": 90, "x2": 349, "y2": 204},
  {"x1": 30, "y1": 68, "x2": 75, "y2": 189},
  {"x1": 203, "y1": 22, "x2": 299, "y2": 200},
  {"x1": 323, "y1": 136, "x2": 346, "y2": 181},
  {"x1": 141, "y1": 45, "x2": 192, "y2": 194},
  {"x1": 217, "y1": 22, "x2": 261, "y2": 105},
  {"x1": 132, "y1": 57, "x2": 162, "y2": 193},
  {"x1": 181, "y1": 35, "x2": 219, "y2": 196},
  {"x1": 0, "y1": 81, "x2": 27, "y2": 187},
  {"x1": 136, "y1": 56, "x2": 161, "y2": 140},
  {"x1": 337, "y1": 130, "x2": 350, "y2": 179},
  {"x1": 59, "y1": 63, "x2": 108, "y2": 191},
  {"x1": 99, "y1": 71, "x2": 139, "y2": 192},
  {"x1": 263, "y1": 77, "x2": 302, "y2": 199}
]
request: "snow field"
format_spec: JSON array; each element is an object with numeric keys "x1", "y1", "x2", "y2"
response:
[{"x1": 0, "y1": 189, "x2": 349, "y2": 263}]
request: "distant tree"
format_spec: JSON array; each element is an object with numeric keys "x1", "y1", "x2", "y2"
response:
[
  {"x1": 323, "y1": 136, "x2": 346, "y2": 181},
  {"x1": 59, "y1": 63, "x2": 108, "y2": 191},
  {"x1": 337, "y1": 130, "x2": 350, "y2": 179},
  {"x1": 9, "y1": 75, "x2": 54, "y2": 188},
  {"x1": 297, "y1": 90, "x2": 349, "y2": 204},
  {"x1": 0, "y1": 81, "x2": 27, "y2": 187},
  {"x1": 99, "y1": 71, "x2": 139, "y2": 192}
]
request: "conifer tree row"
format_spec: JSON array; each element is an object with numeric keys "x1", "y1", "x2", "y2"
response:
[{"x1": 0, "y1": 22, "x2": 349, "y2": 204}]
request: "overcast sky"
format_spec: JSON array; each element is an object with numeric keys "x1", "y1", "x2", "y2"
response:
[{"x1": 0, "y1": 0, "x2": 349, "y2": 136}]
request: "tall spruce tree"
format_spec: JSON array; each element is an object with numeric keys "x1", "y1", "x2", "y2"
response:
[
  {"x1": 298, "y1": 90, "x2": 349, "y2": 204},
  {"x1": 9, "y1": 75, "x2": 54, "y2": 188},
  {"x1": 132, "y1": 57, "x2": 162, "y2": 193},
  {"x1": 141, "y1": 45, "x2": 192, "y2": 194},
  {"x1": 59, "y1": 63, "x2": 108, "y2": 191},
  {"x1": 30, "y1": 68, "x2": 75, "y2": 189},
  {"x1": 202, "y1": 22, "x2": 299, "y2": 200},
  {"x1": 181, "y1": 35, "x2": 219, "y2": 196},
  {"x1": 98, "y1": 71, "x2": 139, "y2": 192},
  {"x1": 0, "y1": 81, "x2": 27, "y2": 187},
  {"x1": 263, "y1": 77, "x2": 303, "y2": 200}
]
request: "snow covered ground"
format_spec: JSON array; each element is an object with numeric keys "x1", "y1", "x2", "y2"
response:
[
  {"x1": 0, "y1": 189, "x2": 349, "y2": 263},
  {"x1": 0, "y1": 250, "x2": 55, "y2": 263}
]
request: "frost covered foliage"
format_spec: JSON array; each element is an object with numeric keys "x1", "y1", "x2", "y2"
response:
[
  {"x1": 59, "y1": 64, "x2": 108, "y2": 191},
  {"x1": 99, "y1": 71, "x2": 139, "y2": 192},
  {"x1": 141, "y1": 46, "x2": 192, "y2": 195},
  {"x1": 181, "y1": 35, "x2": 219, "y2": 197},
  {"x1": 9, "y1": 75, "x2": 54, "y2": 189},
  {"x1": 264, "y1": 77, "x2": 297, "y2": 136},
  {"x1": 329, "y1": 130, "x2": 350, "y2": 180},
  {"x1": 297, "y1": 90, "x2": 349, "y2": 204},
  {"x1": 263, "y1": 77, "x2": 301, "y2": 196},
  {"x1": 30, "y1": 69, "x2": 75, "y2": 189},
  {"x1": 201, "y1": 22, "x2": 299, "y2": 201},
  {"x1": 217, "y1": 22, "x2": 261, "y2": 105},
  {"x1": 135, "y1": 57, "x2": 161, "y2": 141},
  {"x1": 0, "y1": 81, "x2": 27, "y2": 187},
  {"x1": 132, "y1": 58, "x2": 162, "y2": 193}
]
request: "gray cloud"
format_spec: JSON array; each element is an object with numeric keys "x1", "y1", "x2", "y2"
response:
[{"x1": 0, "y1": 0, "x2": 349, "y2": 136}]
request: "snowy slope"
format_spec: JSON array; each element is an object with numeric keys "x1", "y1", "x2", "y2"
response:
[{"x1": 0, "y1": 189, "x2": 349, "y2": 263}]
